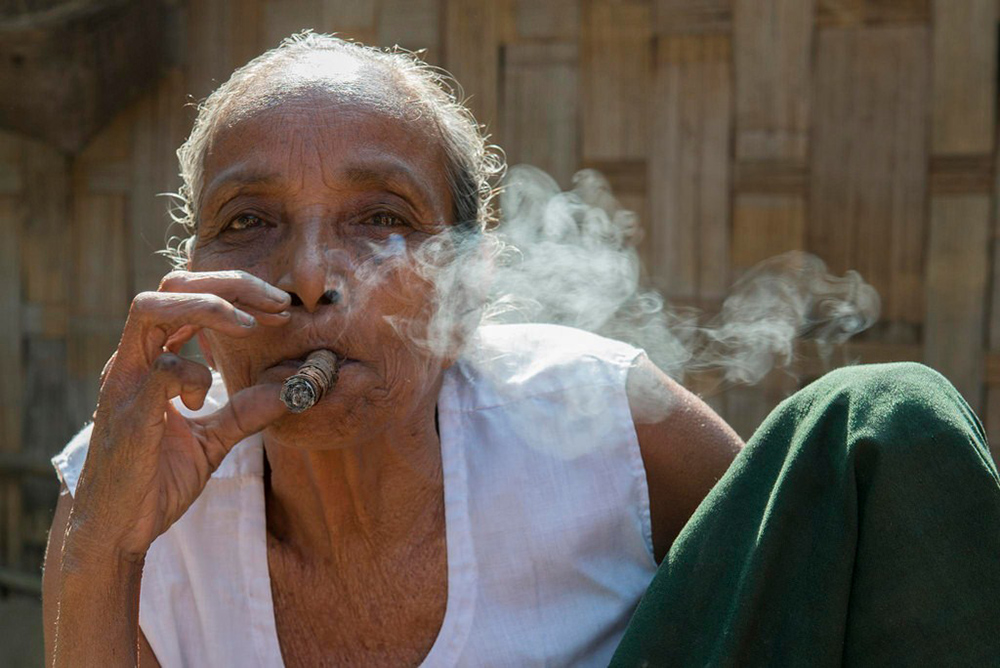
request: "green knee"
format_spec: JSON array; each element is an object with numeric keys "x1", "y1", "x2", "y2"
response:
[{"x1": 788, "y1": 362, "x2": 993, "y2": 476}]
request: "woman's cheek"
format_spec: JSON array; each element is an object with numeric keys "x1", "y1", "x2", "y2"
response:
[
  {"x1": 375, "y1": 346, "x2": 428, "y2": 401},
  {"x1": 190, "y1": 233, "x2": 274, "y2": 274}
]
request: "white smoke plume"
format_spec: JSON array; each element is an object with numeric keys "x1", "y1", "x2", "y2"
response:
[
  {"x1": 468, "y1": 164, "x2": 880, "y2": 386},
  {"x1": 342, "y1": 163, "x2": 879, "y2": 394}
]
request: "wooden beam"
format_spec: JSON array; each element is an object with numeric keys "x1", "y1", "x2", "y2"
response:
[
  {"x1": 582, "y1": 0, "x2": 652, "y2": 161},
  {"x1": 931, "y1": 0, "x2": 997, "y2": 155},
  {"x1": 655, "y1": 0, "x2": 732, "y2": 34},
  {"x1": 733, "y1": 159, "x2": 808, "y2": 194},
  {"x1": 0, "y1": 145, "x2": 22, "y2": 443},
  {"x1": 929, "y1": 155, "x2": 994, "y2": 194},
  {"x1": 69, "y1": 123, "x2": 132, "y2": 427},
  {"x1": 579, "y1": 160, "x2": 648, "y2": 195},
  {"x1": 649, "y1": 34, "x2": 732, "y2": 304},
  {"x1": 0, "y1": 131, "x2": 23, "y2": 566},
  {"x1": 444, "y1": 0, "x2": 510, "y2": 134},
  {"x1": 501, "y1": 43, "x2": 579, "y2": 187},
  {"x1": 732, "y1": 194, "x2": 806, "y2": 275},
  {"x1": 130, "y1": 68, "x2": 185, "y2": 295},
  {"x1": 0, "y1": 566, "x2": 41, "y2": 596},
  {"x1": 809, "y1": 26, "x2": 929, "y2": 326},
  {"x1": 0, "y1": 0, "x2": 172, "y2": 153},
  {"x1": 0, "y1": 452, "x2": 56, "y2": 479},
  {"x1": 514, "y1": 0, "x2": 579, "y2": 41},
  {"x1": 817, "y1": 0, "x2": 930, "y2": 27},
  {"x1": 379, "y1": 0, "x2": 440, "y2": 60},
  {"x1": 733, "y1": 0, "x2": 814, "y2": 161},
  {"x1": 924, "y1": 195, "x2": 990, "y2": 412}
]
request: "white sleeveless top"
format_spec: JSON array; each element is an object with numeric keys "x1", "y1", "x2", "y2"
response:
[{"x1": 53, "y1": 324, "x2": 658, "y2": 667}]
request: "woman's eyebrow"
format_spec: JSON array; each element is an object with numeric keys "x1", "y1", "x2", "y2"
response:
[
  {"x1": 202, "y1": 167, "x2": 282, "y2": 215},
  {"x1": 342, "y1": 163, "x2": 436, "y2": 214},
  {"x1": 201, "y1": 161, "x2": 440, "y2": 216}
]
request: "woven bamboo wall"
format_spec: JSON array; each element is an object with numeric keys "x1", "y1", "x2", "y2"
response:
[{"x1": 1, "y1": 0, "x2": 999, "y2": 577}]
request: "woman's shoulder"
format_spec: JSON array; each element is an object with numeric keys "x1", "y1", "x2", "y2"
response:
[
  {"x1": 447, "y1": 324, "x2": 644, "y2": 411},
  {"x1": 50, "y1": 420, "x2": 94, "y2": 496},
  {"x1": 469, "y1": 323, "x2": 641, "y2": 362}
]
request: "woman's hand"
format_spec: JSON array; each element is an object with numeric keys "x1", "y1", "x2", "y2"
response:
[{"x1": 66, "y1": 270, "x2": 292, "y2": 564}]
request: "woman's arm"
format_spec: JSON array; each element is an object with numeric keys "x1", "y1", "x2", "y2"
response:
[
  {"x1": 43, "y1": 485, "x2": 160, "y2": 667},
  {"x1": 42, "y1": 270, "x2": 289, "y2": 666},
  {"x1": 628, "y1": 354, "x2": 745, "y2": 562}
]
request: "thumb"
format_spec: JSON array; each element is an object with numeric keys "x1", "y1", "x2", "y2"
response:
[{"x1": 191, "y1": 383, "x2": 289, "y2": 468}]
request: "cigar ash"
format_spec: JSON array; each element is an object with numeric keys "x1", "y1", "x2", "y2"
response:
[{"x1": 279, "y1": 350, "x2": 341, "y2": 413}]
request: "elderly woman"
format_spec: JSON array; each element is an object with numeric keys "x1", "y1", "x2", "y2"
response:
[
  {"x1": 43, "y1": 33, "x2": 1000, "y2": 668},
  {"x1": 42, "y1": 32, "x2": 740, "y2": 666}
]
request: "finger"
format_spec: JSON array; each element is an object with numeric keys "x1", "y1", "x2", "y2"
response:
[
  {"x1": 164, "y1": 324, "x2": 200, "y2": 354},
  {"x1": 160, "y1": 307, "x2": 290, "y2": 355},
  {"x1": 159, "y1": 270, "x2": 290, "y2": 314},
  {"x1": 236, "y1": 306, "x2": 291, "y2": 327},
  {"x1": 135, "y1": 353, "x2": 214, "y2": 424},
  {"x1": 191, "y1": 383, "x2": 288, "y2": 468},
  {"x1": 124, "y1": 291, "x2": 263, "y2": 365},
  {"x1": 99, "y1": 350, "x2": 118, "y2": 388}
]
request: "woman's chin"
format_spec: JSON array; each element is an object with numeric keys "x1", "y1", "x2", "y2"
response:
[{"x1": 263, "y1": 395, "x2": 374, "y2": 450}]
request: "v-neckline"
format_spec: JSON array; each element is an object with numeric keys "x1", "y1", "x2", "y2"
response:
[{"x1": 241, "y1": 376, "x2": 476, "y2": 667}]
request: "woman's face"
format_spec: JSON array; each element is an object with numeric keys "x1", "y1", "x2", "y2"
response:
[{"x1": 189, "y1": 82, "x2": 456, "y2": 449}]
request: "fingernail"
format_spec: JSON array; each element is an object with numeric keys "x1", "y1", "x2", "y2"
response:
[
  {"x1": 235, "y1": 309, "x2": 256, "y2": 327},
  {"x1": 269, "y1": 287, "x2": 290, "y2": 303},
  {"x1": 278, "y1": 310, "x2": 290, "y2": 318}
]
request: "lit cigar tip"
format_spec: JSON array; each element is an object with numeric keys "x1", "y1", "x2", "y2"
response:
[
  {"x1": 279, "y1": 378, "x2": 315, "y2": 413},
  {"x1": 279, "y1": 349, "x2": 342, "y2": 413}
]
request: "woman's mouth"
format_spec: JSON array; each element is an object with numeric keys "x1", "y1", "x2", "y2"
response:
[{"x1": 261, "y1": 355, "x2": 356, "y2": 384}]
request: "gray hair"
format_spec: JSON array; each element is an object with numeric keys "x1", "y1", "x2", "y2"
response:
[{"x1": 162, "y1": 30, "x2": 505, "y2": 268}]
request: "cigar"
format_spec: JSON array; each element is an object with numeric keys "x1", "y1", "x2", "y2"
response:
[{"x1": 279, "y1": 350, "x2": 341, "y2": 413}]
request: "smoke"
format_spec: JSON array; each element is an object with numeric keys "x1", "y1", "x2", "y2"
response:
[
  {"x1": 696, "y1": 251, "x2": 880, "y2": 385},
  {"x1": 360, "y1": 164, "x2": 880, "y2": 394},
  {"x1": 442, "y1": 165, "x2": 876, "y2": 385},
  {"x1": 482, "y1": 166, "x2": 695, "y2": 378}
]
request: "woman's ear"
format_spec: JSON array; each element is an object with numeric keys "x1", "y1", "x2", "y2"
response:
[{"x1": 196, "y1": 331, "x2": 216, "y2": 369}]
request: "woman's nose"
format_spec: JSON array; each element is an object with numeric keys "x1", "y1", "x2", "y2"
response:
[
  {"x1": 286, "y1": 288, "x2": 341, "y2": 309},
  {"x1": 273, "y1": 236, "x2": 349, "y2": 313}
]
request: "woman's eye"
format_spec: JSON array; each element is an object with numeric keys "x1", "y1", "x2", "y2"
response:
[
  {"x1": 227, "y1": 213, "x2": 264, "y2": 232},
  {"x1": 368, "y1": 212, "x2": 406, "y2": 228}
]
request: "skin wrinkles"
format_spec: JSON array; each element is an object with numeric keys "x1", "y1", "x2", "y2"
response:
[
  {"x1": 201, "y1": 160, "x2": 439, "y2": 238},
  {"x1": 193, "y1": 97, "x2": 452, "y2": 449},
  {"x1": 189, "y1": 66, "x2": 456, "y2": 666},
  {"x1": 42, "y1": 36, "x2": 752, "y2": 668},
  {"x1": 43, "y1": 44, "x2": 747, "y2": 668}
]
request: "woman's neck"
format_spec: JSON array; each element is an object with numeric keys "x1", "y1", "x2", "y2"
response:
[{"x1": 262, "y1": 394, "x2": 445, "y2": 562}]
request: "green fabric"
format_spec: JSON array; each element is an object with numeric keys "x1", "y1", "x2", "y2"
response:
[{"x1": 612, "y1": 362, "x2": 1000, "y2": 667}]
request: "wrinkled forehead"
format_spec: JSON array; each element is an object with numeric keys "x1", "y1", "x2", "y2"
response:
[
  {"x1": 217, "y1": 50, "x2": 418, "y2": 131},
  {"x1": 196, "y1": 52, "x2": 454, "y2": 224}
]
